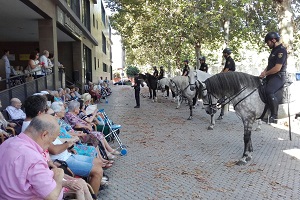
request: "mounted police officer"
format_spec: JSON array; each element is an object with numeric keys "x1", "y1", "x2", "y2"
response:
[
  {"x1": 153, "y1": 66, "x2": 159, "y2": 78},
  {"x1": 182, "y1": 60, "x2": 190, "y2": 76},
  {"x1": 158, "y1": 66, "x2": 165, "y2": 80},
  {"x1": 259, "y1": 32, "x2": 287, "y2": 123},
  {"x1": 218, "y1": 48, "x2": 236, "y2": 120},
  {"x1": 221, "y1": 48, "x2": 235, "y2": 72},
  {"x1": 133, "y1": 73, "x2": 141, "y2": 108},
  {"x1": 199, "y1": 56, "x2": 208, "y2": 73}
]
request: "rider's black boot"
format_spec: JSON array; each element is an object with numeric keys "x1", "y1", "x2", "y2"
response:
[{"x1": 268, "y1": 94, "x2": 278, "y2": 124}]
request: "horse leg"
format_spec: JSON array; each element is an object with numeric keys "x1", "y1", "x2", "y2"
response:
[
  {"x1": 236, "y1": 123, "x2": 254, "y2": 166},
  {"x1": 255, "y1": 119, "x2": 262, "y2": 131},
  {"x1": 149, "y1": 88, "x2": 152, "y2": 99},
  {"x1": 165, "y1": 86, "x2": 169, "y2": 98},
  {"x1": 187, "y1": 100, "x2": 193, "y2": 120},
  {"x1": 176, "y1": 95, "x2": 181, "y2": 109},
  {"x1": 207, "y1": 114, "x2": 215, "y2": 130},
  {"x1": 153, "y1": 89, "x2": 157, "y2": 102}
]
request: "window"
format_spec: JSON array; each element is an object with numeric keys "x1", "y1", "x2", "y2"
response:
[
  {"x1": 81, "y1": 0, "x2": 91, "y2": 31},
  {"x1": 102, "y1": 33, "x2": 106, "y2": 54},
  {"x1": 65, "y1": 0, "x2": 80, "y2": 18},
  {"x1": 93, "y1": 14, "x2": 95, "y2": 27},
  {"x1": 101, "y1": 2, "x2": 106, "y2": 26},
  {"x1": 98, "y1": 59, "x2": 99, "y2": 68},
  {"x1": 94, "y1": 57, "x2": 96, "y2": 70},
  {"x1": 103, "y1": 63, "x2": 107, "y2": 72}
]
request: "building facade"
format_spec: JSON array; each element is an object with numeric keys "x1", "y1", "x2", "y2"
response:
[{"x1": 0, "y1": 0, "x2": 112, "y2": 92}]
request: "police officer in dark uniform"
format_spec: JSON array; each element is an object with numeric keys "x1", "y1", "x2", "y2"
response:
[
  {"x1": 182, "y1": 60, "x2": 190, "y2": 76},
  {"x1": 158, "y1": 66, "x2": 165, "y2": 80},
  {"x1": 153, "y1": 66, "x2": 159, "y2": 78},
  {"x1": 218, "y1": 48, "x2": 236, "y2": 120},
  {"x1": 221, "y1": 48, "x2": 235, "y2": 72},
  {"x1": 259, "y1": 32, "x2": 287, "y2": 123},
  {"x1": 199, "y1": 56, "x2": 208, "y2": 73},
  {"x1": 133, "y1": 73, "x2": 141, "y2": 108}
]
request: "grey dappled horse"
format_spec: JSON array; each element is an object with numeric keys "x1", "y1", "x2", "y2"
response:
[
  {"x1": 197, "y1": 72, "x2": 265, "y2": 165},
  {"x1": 169, "y1": 76, "x2": 198, "y2": 120}
]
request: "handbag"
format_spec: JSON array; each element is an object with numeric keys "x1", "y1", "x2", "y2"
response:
[{"x1": 53, "y1": 159, "x2": 74, "y2": 177}]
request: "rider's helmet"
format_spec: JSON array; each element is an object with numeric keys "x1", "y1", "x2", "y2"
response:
[
  {"x1": 264, "y1": 32, "x2": 280, "y2": 43},
  {"x1": 199, "y1": 56, "x2": 206, "y2": 62},
  {"x1": 153, "y1": 66, "x2": 157, "y2": 69},
  {"x1": 222, "y1": 48, "x2": 232, "y2": 55},
  {"x1": 183, "y1": 59, "x2": 189, "y2": 64},
  {"x1": 160, "y1": 66, "x2": 164, "y2": 69}
]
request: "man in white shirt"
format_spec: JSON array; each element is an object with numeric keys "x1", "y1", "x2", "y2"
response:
[
  {"x1": 39, "y1": 50, "x2": 53, "y2": 75},
  {"x1": 6, "y1": 98, "x2": 26, "y2": 120},
  {"x1": 2, "y1": 50, "x2": 11, "y2": 87}
]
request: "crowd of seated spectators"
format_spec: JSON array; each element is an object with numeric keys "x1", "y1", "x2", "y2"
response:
[{"x1": 0, "y1": 83, "x2": 119, "y2": 199}]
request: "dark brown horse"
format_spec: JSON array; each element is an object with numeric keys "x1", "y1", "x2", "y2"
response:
[{"x1": 138, "y1": 73, "x2": 158, "y2": 102}]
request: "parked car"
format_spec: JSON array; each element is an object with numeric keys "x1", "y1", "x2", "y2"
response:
[{"x1": 114, "y1": 80, "x2": 131, "y2": 85}]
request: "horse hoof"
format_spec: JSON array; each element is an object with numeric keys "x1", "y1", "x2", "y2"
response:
[
  {"x1": 246, "y1": 156, "x2": 252, "y2": 162},
  {"x1": 236, "y1": 160, "x2": 247, "y2": 166},
  {"x1": 207, "y1": 126, "x2": 214, "y2": 130},
  {"x1": 187, "y1": 116, "x2": 192, "y2": 120},
  {"x1": 255, "y1": 127, "x2": 261, "y2": 131},
  {"x1": 176, "y1": 107, "x2": 179, "y2": 109}
]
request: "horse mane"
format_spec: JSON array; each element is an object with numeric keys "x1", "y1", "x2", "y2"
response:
[{"x1": 204, "y1": 72, "x2": 261, "y2": 97}]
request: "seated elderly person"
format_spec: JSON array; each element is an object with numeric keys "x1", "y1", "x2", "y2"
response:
[
  {"x1": 48, "y1": 134, "x2": 104, "y2": 195},
  {"x1": 6, "y1": 98, "x2": 26, "y2": 120},
  {"x1": 0, "y1": 100, "x2": 17, "y2": 140},
  {"x1": 64, "y1": 101, "x2": 119, "y2": 160},
  {"x1": 48, "y1": 104, "x2": 113, "y2": 167},
  {"x1": 0, "y1": 114, "x2": 64, "y2": 199},
  {"x1": 21, "y1": 95, "x2": 48, "y2": 132}
]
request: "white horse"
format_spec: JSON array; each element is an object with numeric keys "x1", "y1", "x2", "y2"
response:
[
  {"x1": 157, "y1": 77, "x2": 175, "y2": 99},
  {"x1": 169, "y1": 76, "x2": 198, "y2": 119}
]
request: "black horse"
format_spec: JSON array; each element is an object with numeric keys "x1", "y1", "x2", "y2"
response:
[{"x1": 138, "y1": 73, "x2": 158, "y2": 102}]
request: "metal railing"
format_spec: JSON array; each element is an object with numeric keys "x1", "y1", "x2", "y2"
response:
[{"x1": 0, "y1": 70, "x2": 57, "y2": 108}]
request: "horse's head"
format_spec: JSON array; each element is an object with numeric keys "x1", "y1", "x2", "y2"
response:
[
  {"x1": 187, "y1": 70, "x2": 197, "y2": 91},
  {"x1": 169, "y1": 79, "x2": 178, "y2": 96},
  {"x1": 198, "y1": 81, "x2": 218, "y2": 116}
]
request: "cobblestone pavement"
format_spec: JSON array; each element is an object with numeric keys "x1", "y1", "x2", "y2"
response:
[{"x1": 98, "y1": 85, "x2": 300, "y2": 200}]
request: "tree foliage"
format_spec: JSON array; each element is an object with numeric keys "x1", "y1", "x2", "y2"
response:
[
  {"x1": 125, "y1": 65, "x2": 140, "y2": 77},
  {"x1": 105, "y1": 0, "x2": 300, "y2": 73}
]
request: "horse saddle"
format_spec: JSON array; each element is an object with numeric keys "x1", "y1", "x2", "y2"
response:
[{"x1": 258, "y1": 78, "x2": 289, "y2": 105}]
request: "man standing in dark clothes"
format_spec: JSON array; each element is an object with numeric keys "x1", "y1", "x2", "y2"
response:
[
  {"x1": 182, "y1": 60, "x2": 190, "y2": 76},
  {"x1": 133, "y1": 73, "x2": 141, "y2": 108},
  {"x1": 199, "y1": 56, "x2": 208, "y2": 73},
  {"x1": 218, "y1": 48, "x2": 236, "y2": 120},
  {"x1": 259, "y1": 32, "x2": 287, "y2": 123},
  {"x1": 153, "y1": 66, "x2": 158, "y2": 78}
]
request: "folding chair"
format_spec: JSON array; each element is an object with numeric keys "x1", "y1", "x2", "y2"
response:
[{"x1": 98, "y1": 109, "x2": 127, "y2": 156}]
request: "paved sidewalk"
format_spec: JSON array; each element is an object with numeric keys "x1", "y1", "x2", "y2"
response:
[{"x1": 98, "y1": 85, "x2": 300, "y2": 200}]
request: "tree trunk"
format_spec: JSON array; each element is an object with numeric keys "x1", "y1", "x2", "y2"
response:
[
  {"x1": 275, "y1": 0, "x2": 293, "y2": 53},
  {"x1": 195, "y1": 41, "x2": 201, "y2": 70},
  {"x1": 275, "y1": 0, "x2": 296, "y2": 72}
]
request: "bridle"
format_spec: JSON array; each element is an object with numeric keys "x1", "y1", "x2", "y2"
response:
[{"x1": 202, "y1": 85, "x2": 260, "y2": 113}]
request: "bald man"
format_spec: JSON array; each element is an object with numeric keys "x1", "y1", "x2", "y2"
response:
[
  {"x1": 0, "y1": 114, "x2": 64, "y2": 199},
  {"x1": 6, "y1": 98, "x2": 26, "y2": 120}
]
